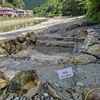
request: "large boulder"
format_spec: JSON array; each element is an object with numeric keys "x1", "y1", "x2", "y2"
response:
[
  {"x1": 75, "y1": 29, "x2": 88, "y2": 39},
  {"x1": 66, "y1": 24, "x2": 80, "y2": 31},
  {"x1": 11, "y1": 38, "x2": 18, "y2": 46},
  {"x1": 46, "y1": 41, "x2": 75, "y2": 48},
  {"x1": 31, "y1": 53, "x2": 70, "y2": 64},
  {"x1": 26, "y1": 32, "x2": 31, "y2": 37},
  {"x1": 0, "y1": 47, "x2": 8, "y2": 55},
  {"x1": 29, "y1": 36, "x2": 36, "y2": 44},
  {"x1": 81, "y1": 29, "x2": 99, "y2": 50},
  {"x1": 15, "y1": 42, "x2": 22, "y2": 53},
  {"x1": 81, "y1": 21, "x2": 98, "y2": 27},
  {"x1": 5, "y1": 41, "x2": 12, "y2": 54},
  {"x1": 74, "y1": 43, "x2": 100, "y2": 64},
  {"x1": 88, "y1": 44, "x2": 100, "y2": 55},
  {"x1": 0, "y1": 40, "x2": 15, "y2": 55},
  {"x1": 10, "y1": 50, "x2": 34, "y2": 59},
  {"x1": 0, "y1": 42, "x2": 7, "y2": 49},
  {"x1": 8, "y1": 70, "x2": 38, "y2": 94},
  {"x1": 17, "y1": 34, "x2": 26, "y2": 43}
]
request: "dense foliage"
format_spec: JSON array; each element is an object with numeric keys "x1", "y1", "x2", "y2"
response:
[
  {"x1": 0, "y1": 0, "x2": 25, "y2": 9},
  {"x1": 32, "y1": 0, "x2": 100, "y2": 22},
  {"x1": 0, "y1": 0, "x2": 100, "y2": 22},
  {"x1": 61, "y1": 0, "x2": 87, "y2": 16},
  {"x1": 33, "y1": 0, "x2": 62, "y2": 17},
  {"x1": 86, "y1": 0, "x2": 100, "y2": 22},
  {"x1": 32, "y1": 0, "x2": 88, "y2": 17},
  {"x1": 23, "y1": 0, "x2": 48, "y2": 10}
]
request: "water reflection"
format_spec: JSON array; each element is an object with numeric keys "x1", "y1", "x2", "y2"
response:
[{"x1": 0, "y1": 20, "x2": 45, "y2": 33}]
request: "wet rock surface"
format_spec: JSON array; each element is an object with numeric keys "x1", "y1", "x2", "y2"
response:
[{"x1": 0, "y1": 16, "x2": 100, "y2": 100}]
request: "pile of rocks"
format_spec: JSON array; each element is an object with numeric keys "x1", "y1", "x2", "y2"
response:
[
  {"x1": 32, "y1": 91, "x2": 56, "y2": 100},
  {"x1": 0, "y1": 70, "x2": 38, "y2": 100},
  {"x1": 0, "y1": 32, "x2": 32, "y2": 58},
  {"x1": 4, "y1": 90, "x2": 70, "y2": 100},
  {"x1": 1, "y1": 81, "x2": 64, "y2": 100},
  {"x1": 6, "y1": 91, "x2": 58, "y2": 100},
  {"x1": 6, "y1": 93, "x2": 30, "y2": 100}
]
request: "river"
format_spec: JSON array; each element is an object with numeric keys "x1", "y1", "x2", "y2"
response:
[{"x1": 0, "y1": 17, "x2": 47, "y2": 32}]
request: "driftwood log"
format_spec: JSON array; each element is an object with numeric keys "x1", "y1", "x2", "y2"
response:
[{"x1": 26, "y1": 81, "x2": 64, "y2": 100}]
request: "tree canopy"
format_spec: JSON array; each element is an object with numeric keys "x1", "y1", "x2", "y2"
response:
[
  {"x1": 0, "y1": 0, "x2": 25, "y2": 9},
  {"x1": 86, "y1": 0, "x2": 100, "y2": 22},
  {"x1": 0, "y1": 0, "x2": 100, "y2": 22}
]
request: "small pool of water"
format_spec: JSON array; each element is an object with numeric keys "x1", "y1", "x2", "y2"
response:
[{"x1": 0, "y1": 19, "x2": 46, "y2": 33}]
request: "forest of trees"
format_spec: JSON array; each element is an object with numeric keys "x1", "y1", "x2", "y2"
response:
[
  {"x1": 0, "y1": 0, "x2": 25, "y2": 9},
  {"x1": 32, "y1": 0, "x2": 63, "y2": 17},
  {"x1": 31, "y1": 0, "x2": 100, "y2": 22},
  {"x1": 23, "y1": 0, "x2": 48, "y2": 10},
  {"x1": 0, "y1": 0, "x2": 100, "y2": 22},
  {"x1": 86, "y1": 0, "x2": 100, "y2": 22}
]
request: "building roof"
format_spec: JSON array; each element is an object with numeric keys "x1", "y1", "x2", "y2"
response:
[
  {"x1": 25, "y1": 10, "x2": 33, "y2": 12},
  {"x1": 0, "y1": 7, "x2": 13, "y2": 10},
  {"x1": 14, "y1": 8, "x2": 25, "y2": 11}
]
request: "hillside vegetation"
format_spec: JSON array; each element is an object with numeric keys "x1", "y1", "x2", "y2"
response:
[
  {"x1": 33, "y1": 0, "x2": 63, "y2": 17},
  {"x1": 0, "y1": 0, "x2": 25, "y2": 9},
  {"x1": 32, "y1": 0, "x2": 100, "y2": 22},
  {"x1": 32, "y1": 0, "x2": 87, "y2": 17},
  {"x1": 0, "y1": 0, "x2": 100, "y2": 22},
  {"x1": 23, "y1": 0, "x2": 48, "y2": 9}
]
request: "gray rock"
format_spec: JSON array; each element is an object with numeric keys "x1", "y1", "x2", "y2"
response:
[
  {"x1": 6, "y1": 98, "x2": 11, "y2": 100},
  {"x1": 0, "y1": 47, "x2": 8, "y2": 56},
  {"x1": 13, "y1": 97, "x2": 20, "y2": 100},
  {"x1": 81, "y1": 21, "x2": 98, "y2": 27},
  {"x1": 72, "y1": 93, "x2": 79, "y2": 100},
  {"x1": 0, "y1": 89, "x2": 8, "y2": 100},
  {"x1": 81, "y1": 28, "x2": 99, "y2": 50},
  {"x1": 54, "y1": 83, "x2": 59, "y2": 87},
  {"x1": 66, "y1": 24, "x2": 80, "y2": 31},
  {"x1": 75, "y1": 29, "x2": 87, "y2": 39},
  {"x1": 40, "y1": 96, "x2": 44, "y2": 100},
  {"x1": 76, "y1": 82, "x2": 84, "y2": 86},
  {"x1": 44, "y1": 92, "x2": 49, "y2": 97},
  {"x1": 8, "y1": 70, "x2": 38, "y2": 93},
  {"x1": 7, "y1": 93, "x2": 14, "y2": 99},
  {"x1": 46, "y1": 41, "x2": 75, "y2": 48},
  {"x1": 50, "y1": 97, "x2": 54, "y2": 100},
  {"x1": 29, "y1": 36, "x2": 36, "y2": 44}
]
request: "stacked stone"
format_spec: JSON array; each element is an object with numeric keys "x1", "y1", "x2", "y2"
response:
[{"x1": 0, "y1": 31, "x2": 34, "y2": 59}]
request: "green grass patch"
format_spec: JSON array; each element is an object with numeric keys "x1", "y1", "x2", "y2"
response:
[{"x1": 0, "y1": 16, "x2": 34, "y2": 21}]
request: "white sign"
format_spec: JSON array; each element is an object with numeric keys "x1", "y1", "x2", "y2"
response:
[{"x1": 57, "y1": 67, "x2": 74, "y2": 79}]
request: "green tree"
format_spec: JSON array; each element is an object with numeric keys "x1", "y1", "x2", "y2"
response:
[
  {"x1": 2, "y1": 0, "x2": 14, "y2": 8},
  {"x1": 12, "y1": 0, "x2": 25, "y2": 9},
  {"x1": 23, "y1": 0, "x2": 48, "y2": 9},
  {"x1": 33, "y1": 0, "x2": 62, "y2": 17},
  {"x1": 0, "y1": 0, "x2": 25, "y2": 9},
  {"x1": 61, "y1": 0, "x2": 86, "y2": 16},
  {"x1": 86, "y1": 0, "x2": 100, "y2": 22}
]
